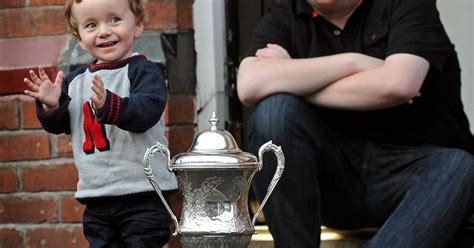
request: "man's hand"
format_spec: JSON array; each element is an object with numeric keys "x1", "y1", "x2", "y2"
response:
[
  {"x1": 406, "y1": 92, "x2": 421, "y2": 104},
  {"x1": 90, "y1": 74, "x2": 106, "y2": 112},
  {"x1": 256, "y1": 43, "x2": 291, "y2": 59},
  {"x1": 23, "y1": 67, "x2": 64, "y2": 112}
]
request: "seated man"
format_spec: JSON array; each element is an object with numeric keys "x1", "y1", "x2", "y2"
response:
[{"x1": 237, "y1": 0, "x2": 474, "y2": 247}]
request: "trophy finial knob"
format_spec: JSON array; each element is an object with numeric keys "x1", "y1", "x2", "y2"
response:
[{"x1": 209, "y1": 112, "x2": 219, "y2": 131}]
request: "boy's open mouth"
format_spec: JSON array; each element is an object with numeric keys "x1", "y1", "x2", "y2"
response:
[{"x1": 97, "y1": 41, "x2": 118, "y2": 47}]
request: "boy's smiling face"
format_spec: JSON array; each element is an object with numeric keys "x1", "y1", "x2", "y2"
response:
[{"x1": 72, "y1": 0, "x2": 144, "y2": 63}]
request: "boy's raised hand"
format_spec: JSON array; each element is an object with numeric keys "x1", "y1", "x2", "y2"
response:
[
  {"x1": 24, "y1": 67, "x2": 64, "y2": 112},
  {"x1": 90, "y1": 74, "x2": 106, "y2": 112}
]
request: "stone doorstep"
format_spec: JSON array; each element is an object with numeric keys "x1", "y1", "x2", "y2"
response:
[
  {"x1": 249, "y1": 225, "x2": 369, "y2": 248},
  {"x1": 249, "y1": 225, "x2": 474, "y2": 248}
]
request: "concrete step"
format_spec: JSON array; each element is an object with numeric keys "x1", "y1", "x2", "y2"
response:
[
  {"x1": 249, "y1": 226, "x2": 368, "y2": 248},
  {"x1": 249, "y1": 225, "x2": 474, "y2": 248},
  {"x1": 249, "y1": 240, "x2": 365, "y2": 248}
]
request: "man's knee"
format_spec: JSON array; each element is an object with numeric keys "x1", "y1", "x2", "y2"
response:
[
  {"x1": 434, "y1": 149, "x2": 474, "y2": 182},
  {"x1": 444, "y1": 149, "x2": 473, "y2": 170},
  {"x1": 249, "y1": 93, "x2": 309, "y2": 137},
  {"x1": 252, "y1": 93, "x2": 301, "y2": 120}
]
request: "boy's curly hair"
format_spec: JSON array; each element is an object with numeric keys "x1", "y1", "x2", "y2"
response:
[{"x1": 64, "y1": 0, "x2": 145, "y2": 39}]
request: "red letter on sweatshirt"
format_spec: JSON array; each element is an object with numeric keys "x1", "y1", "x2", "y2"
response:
[{"x1": 82, "y1": 102, "x2": 110, "y2": 154}]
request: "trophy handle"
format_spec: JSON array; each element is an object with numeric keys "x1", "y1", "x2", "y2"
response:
[
  {"x1": 251, "y1": 140, "x2": 285, "y2": 227},
  {"x1": 143, "y1": 142, "x2": 180, "y2": 236}
]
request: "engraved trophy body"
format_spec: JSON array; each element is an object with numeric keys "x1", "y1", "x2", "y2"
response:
[{"x1": 143, "y1": 113, "x2": 285, "y2": 248}]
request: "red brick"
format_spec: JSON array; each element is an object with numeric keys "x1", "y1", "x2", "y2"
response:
[
  {"x1": 144, "y1": 2, "x2": 177, "y2": 30},
  {"x1": 0, "y1": 7, "x2": 65, "y2": 38},
  {"x1": 29, "y1": 0, "x2": 65, "y2": 6},
  {"x1": 22, "y1": 163, "x2": 78, "y2": 192},
  {"x1": 0, "y1": 36, "x2": 67, "y2": 69},
  {"x1": 165, "y1": 95, "x2": 195, "y2": 125},
  {"x1": 21, "y1": 96, "x2": 42, "y2": 129},
  {"x1": 0, "y1": 0, "x2": 22, "y2": 8},
  {"x1": 0, "y1": 228, "x2": 22, "y2": 248},
  {"x1": 0, "y1": 167, "x2": 18, "y2": 193},
  {"x1": 0, "y1": 133, "x2": 50, "y2": 162},
  {"x1": 0, "y1": 102, "x2": 19, "y2": 130},
  {"x1": 60, "y1": 195, "x2": 84, "y2": 222},
  {"x1": 177, "y1": 0, "x2": 193, "y2": 29},
  {"x1": 0, "y1": 67, "x2": 58, "y2": 95},
  {"x1": 56, "y1": 134, "x2": 73, "y2": 157},
  {"x1": 166, "y1": 126, "x2": 195, "y2": 155},
  {"x1": 26, "y1": 226, "x2": 87, "y2": 248},
  {"x1": 0, "y1": 195, "x2": 57, "y2": 223}
]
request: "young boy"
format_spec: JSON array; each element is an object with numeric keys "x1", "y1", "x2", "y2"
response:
[{"x1": 23, "y1": 0, "x2": 178, "y2": 247}]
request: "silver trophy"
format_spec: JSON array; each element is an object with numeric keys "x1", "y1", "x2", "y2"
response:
[{"x1": 143, "y1": 112, "x2": 285, "y2": 248}]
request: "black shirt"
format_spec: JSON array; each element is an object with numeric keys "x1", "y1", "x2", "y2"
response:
[{"x1": 246, "y1": 0, "x2": 474, "y2": 152}]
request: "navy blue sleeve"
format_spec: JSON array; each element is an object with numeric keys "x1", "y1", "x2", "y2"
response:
[
  {"x1": 98, "y1": 59, "x2": 167, "y2": 133},
  {"x1": 36, "y1": 66, "x2": 88, "y2": 135},
  {"x1": 36, "y1": 84, "x2": 72, "y2": 135}
]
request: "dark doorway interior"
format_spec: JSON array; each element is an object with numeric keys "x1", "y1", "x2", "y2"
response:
[
  {"x1": 225, "y1": 0, "x2": 275, "y2": 150},
  {"x1": 225, "y1": 0, "x2": 276, "y2": 224}
]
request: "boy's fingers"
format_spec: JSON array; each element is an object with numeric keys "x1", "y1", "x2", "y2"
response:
[
  {"x1": 24, "y1": 78, "x2": 39, "y2": 91},
  {"x1": 38, "y1": 67, "x2": 50, "y2": 82},
  {"x1": 91, "y1": 86, "x2": 100, "y2": 96},
  {"x1": 91, "y1": 85, "x2": 105, "y2": 100},
  {"x1": 29, "y1": 70, "x2": 42, "y2": 85},
  {"x1": 93, "y1": 74, "x2": 101, "y2": 83},
  {"x1": 90, "y1": 96, "x2": 101, "y2": 110},
  {"x1": 96, "y1": 91, "x2": 104, "y2": 101},
  {"x1": 55, "y1": 71, "x2": 64, "y2": 86},
  {"x1": 24, "y1": 90, "x2": 39, "y2": 99}
]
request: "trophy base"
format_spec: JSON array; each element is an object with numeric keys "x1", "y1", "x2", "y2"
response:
[{"x1": 180, "y1": 233, "x2": 252, "y2": 248}]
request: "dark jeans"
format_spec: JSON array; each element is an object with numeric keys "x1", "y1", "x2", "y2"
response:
[
  {"x1": 82, "y1": 192, "x2": 171, "y2": 248},
  {"x1": 248, "y1": 93, "x2": 474, "y2": 248}
]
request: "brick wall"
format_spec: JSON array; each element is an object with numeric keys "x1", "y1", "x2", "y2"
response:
[{"x1": 0, "y1": 1, "x2": 195, "y2": 247}]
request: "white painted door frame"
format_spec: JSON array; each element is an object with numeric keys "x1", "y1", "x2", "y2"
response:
[
  {"x1": 193, "y1": 0, "x2": 229, "y2": 132},
  {"x1": 438, "y1": 0, "x2": 474, "y2": 132}
]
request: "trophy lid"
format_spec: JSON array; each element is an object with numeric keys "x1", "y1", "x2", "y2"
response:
[{"x1": 170, "y1": 112, "x2": 258, "y2": 170}]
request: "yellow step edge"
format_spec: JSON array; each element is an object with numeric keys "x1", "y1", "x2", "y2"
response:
[{"x1": 251, "y1": 225, "x2": 378, "y2": 242}]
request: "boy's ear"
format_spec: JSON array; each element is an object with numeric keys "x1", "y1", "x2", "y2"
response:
[{"x1": 134, "y1": 21, "x2": 144, "y2": 39}]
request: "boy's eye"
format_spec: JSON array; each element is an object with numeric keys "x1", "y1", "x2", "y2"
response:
[
  {"x1": 85, "y1": 23, "x2": 96, "y2": 29},
  {"x1": 110, "y1": 17, "x2": 121, "y2": 23}
]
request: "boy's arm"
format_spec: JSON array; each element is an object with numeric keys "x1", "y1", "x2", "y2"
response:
[
  {"x1": 96, "y1": 60, "x2": 167, "y2": 133},
  {"x1": 35, "y1": 92, "x2": 72, "y2": 134},
  {"x1": 23, "y1": 67, "x2": 72, "y2": 134}
]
